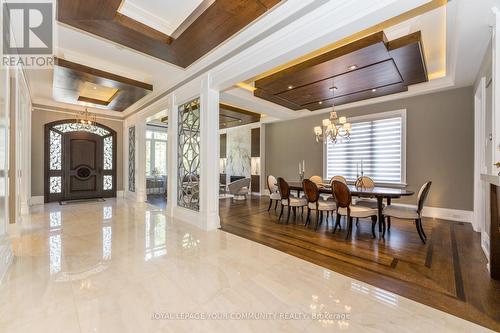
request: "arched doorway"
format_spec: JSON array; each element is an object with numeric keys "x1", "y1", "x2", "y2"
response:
[{"x1": 44, "y1": 120, "x2": 117, "y2": 202}]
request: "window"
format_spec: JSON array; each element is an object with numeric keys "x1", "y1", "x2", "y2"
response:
[
  {"x1": 324, "y1": 110, "x2": 406, "y2": 185},
  {"x1": 146, "y1": 127, "x2": 168, "y2": 176}
]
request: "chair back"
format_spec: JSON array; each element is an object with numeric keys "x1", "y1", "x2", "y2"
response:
[
  {"x1": 417, "y1": 181, "x2": 432, "y2": 214},
  {"x1": 330, "y1": 175, "x2": 347, "y2": 185},
  {"x1": 332, "y1": 180, "x2": 352, "y2": 208},
  {"x1": 303, "y1": 179, "x2": 319, "y2": 203},
  {"x1": 267, "y1": 175, "x2": 278, "y2": 193},
  {"x1": 309, "y1": 175, "x2": 323, "y2": 185},
  {"x1": 355, "y1": 176, "x2": 375, "y2": 188},
  {"x1": 277, "y1": 177, "x2": 290, "y2": 200},
  {"x1": 227, "y1": 178, "x2": 250, "y2": 194}
]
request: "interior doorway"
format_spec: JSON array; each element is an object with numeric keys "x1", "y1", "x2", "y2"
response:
[
  {"x1": 44, "y1": 120, "x2": 117, "y2": 202},
  {"x1": 145, "y1": 119, "x2": 168, "y2": 209}
]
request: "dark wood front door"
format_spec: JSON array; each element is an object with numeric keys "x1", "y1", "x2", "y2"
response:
[{"x1": 63, "y1": 132, "x2": 103, "y2": 200}]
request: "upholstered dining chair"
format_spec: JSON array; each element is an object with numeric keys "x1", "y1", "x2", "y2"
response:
[
  {"x1": 303, "y1": 179, "x2": 336, "y2": 230},
  {"x1": 309, "y1": 175, "x2": 323, "y2": 185},
  {"x1": 382, "y1": 181, "x2": 432, "y2": 243},
  {"x1": 330, "y1": 175, "x2": 347, "y2": 185},
  {"x1": 267, "y1": 175, "x2": 281, "y2": 211},
  {"x1": 277, "y1": 177, "x2": 307, "y2": 223},
  {"x1": 353, "y1": 176, "x2": 378, "y2": 208},
  {"x1": 332, "y1": 180, "x2": 378, "y2": 240}
]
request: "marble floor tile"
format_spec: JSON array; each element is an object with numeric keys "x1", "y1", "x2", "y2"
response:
[{"x1": 0, "y1": 199, "x2": 494, "y2": 333}]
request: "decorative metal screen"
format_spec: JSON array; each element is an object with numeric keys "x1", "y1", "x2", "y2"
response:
[
  {"x1": 103, "y1": 136, "x2": 113, "y2": 170},
  {"x1": 49, "y1": 130, "x2": 62, "y2": 170},
  {"x1": 177, "y1": 99, "x2": 200, "y2": 211},
  {"x1": 128, "y1": 126, "x2": 136, "y2": 192},
  {"x1": 49, "y1": 176, "x2": 62, "y2": 193},
  {"x1": 53, "y1": 123, "x2": 110, "y2": 136}
]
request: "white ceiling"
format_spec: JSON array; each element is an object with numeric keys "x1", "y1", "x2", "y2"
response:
[
  {"x1": 118, "y1": 0, "x2": 204, "y2": 36},
  {"x1": 384, "y1": 5, "x2": 446, "y2": 80}
]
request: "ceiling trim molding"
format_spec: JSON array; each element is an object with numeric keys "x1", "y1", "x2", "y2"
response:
[
  {"x1": 171, "y1": 0, "x2": 216, "y2": 39},
  {"x1": 32, "y1": 104, "x2": 125, "y2": 122},
  {"x1": 118, "y1": 1, "x2": 177, "y2": 36}
]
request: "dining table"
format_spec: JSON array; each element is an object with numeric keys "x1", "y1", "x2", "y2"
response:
[{"x1": 288, "y1": 181, "x2": 415, "y2": 234}]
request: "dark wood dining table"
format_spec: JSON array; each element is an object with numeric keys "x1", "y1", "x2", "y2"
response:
[{"x1": 288, "y1": 182, "x2": 415, "y2": 234}]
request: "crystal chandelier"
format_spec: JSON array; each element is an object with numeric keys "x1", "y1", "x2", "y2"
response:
[
  {"x1": 76, "y1": 108, "x2": 96, "y2": 127},
  {"x1": 314, "y1": 109, "x2": 351, "y2": 144}
]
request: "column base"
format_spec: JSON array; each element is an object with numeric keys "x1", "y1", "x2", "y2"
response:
[{"x1": 0, "y1": 236, "x2": 13, "y2": 284}]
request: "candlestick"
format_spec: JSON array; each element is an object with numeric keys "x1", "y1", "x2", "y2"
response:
[{"x1": 303, "y1": 160, "x2": 305, "y2": 174}]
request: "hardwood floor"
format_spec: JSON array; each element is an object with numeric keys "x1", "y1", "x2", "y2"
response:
[{"x1": 219, "y1": 195, "x2": 500, "y2": 331}]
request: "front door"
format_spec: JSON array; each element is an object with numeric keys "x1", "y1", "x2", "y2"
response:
[{"x1": 63, "y1": 131, "x2": 103, "y2": 200}]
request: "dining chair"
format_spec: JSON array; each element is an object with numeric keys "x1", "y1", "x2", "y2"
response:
[
  {"x1": 330, "y1": 175, "x2": 347, "y2": 185},
  {"x1": 309, "y1": 175, "x2": 323, "y2": 185},
  {"x1": 227, "y1": 178, "x2": 251, "y2": 201},
  {"x1": 353, "y1": 176, "x2": 378, "y2": 207},
  {"x1": 382, "y1": 181, "x2": 432, "y2": 243},
  {"x1": 267, "y1": 175, "x2": 281, "y2": 211},
  {"x1": 277, "y1": 177, "x2": 307, "y2": 223},
  {"x1": 332, "y1": 180, "x2": 378, "y2": 240},
  {"x1": 352, "y1": 176, "x2": 383, "y2": 226},
  {"x1": 303, "y1": 179, "x2": 336, "y2": 230}
]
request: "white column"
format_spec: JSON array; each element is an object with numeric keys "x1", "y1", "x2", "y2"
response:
[
  {"x1": 199, "y1": 74, "x2": 220, "y2": 230},
  {"x1": 493, "y1": 8, "x2": 500, "y2": 165},
  {"x1": 166, "y1": 94, "x2": 177, "y2": 217},
  {"x1": 135, "y1": 121, "x2": 147, "y2": 202}
]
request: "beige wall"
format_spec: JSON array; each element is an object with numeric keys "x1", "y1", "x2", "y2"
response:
[
  {"x1": 265, "y1": 86, "x2": 474, "y2": 210},
  {"x1": 31, "y1": 110, "x2": 124, "y2": 196}
]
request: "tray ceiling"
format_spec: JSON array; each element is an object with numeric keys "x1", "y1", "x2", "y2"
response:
[{"x1": 254, "y1": 31, "x2": 428, "y2": 111}]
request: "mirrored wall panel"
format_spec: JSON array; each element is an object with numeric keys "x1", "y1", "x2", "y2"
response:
[{"x1": 177, "y1": 99, "x2": 200, "y2": 211}]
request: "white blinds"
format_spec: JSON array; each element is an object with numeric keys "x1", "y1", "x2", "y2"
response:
[{"x1": 325, "y1": 115, "x2": 403, "y2": 184}]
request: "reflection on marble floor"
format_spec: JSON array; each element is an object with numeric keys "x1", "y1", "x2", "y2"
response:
[{"x1": 0, "y1": 199, "x2": 493, "y2": 333}]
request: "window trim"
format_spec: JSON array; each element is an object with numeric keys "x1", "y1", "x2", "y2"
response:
[{"x1": 322, "y1": 109, "x2": 407, "y2": 188}]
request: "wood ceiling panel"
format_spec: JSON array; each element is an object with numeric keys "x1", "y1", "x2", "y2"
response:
[
  {"x1": 276, "y1": 60, "x2": 402, "y2": 106},
  {"x1": 255, "y1": 32, "x2": 390, "y2": 94},
  {"x1": 219, "y1": 103, "x2": 261, "y2": 129},
  {"x1": 302, "y1": 83, "x2": 407, "y2": 111},
  {"x1": 52, "y1": 57, "x2": 153, "y2": 112},
  {"x1": 57, "y1": 0, "x2": 282, "y2": 68},
  {"x1": 254, "y1": 31, "x2": 428, "y2": 111}
]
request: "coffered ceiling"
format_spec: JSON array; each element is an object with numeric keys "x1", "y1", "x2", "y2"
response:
[
  {"x1": 254, "y1": 31, "x2": 428, "y2": 111},
  {"x1": 53, "y1": 58, "x2": 153, "y2": 111},
  {"x1": 57, "y1": 0, "x2": 282, "y2": 68}
]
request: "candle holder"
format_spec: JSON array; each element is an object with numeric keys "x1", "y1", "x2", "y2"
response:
[{"x1": 299, "y1": 171, "x2": 305, "y2": 182}]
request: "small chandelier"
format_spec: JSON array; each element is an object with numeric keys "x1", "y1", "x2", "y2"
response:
[
  {"x1": 314, "y1": 109, "x2": 351, "y2": 144},
  {"x1": 76, "y1": 108, "x2": 96, "y2": 127}
]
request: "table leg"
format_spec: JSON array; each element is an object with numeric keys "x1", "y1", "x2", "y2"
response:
[
  {"x1": 386, "y1": 197, "x2": 392, "y2": 231},
  {"x1": 377, "y1": 196, "x2": 384, "y2": 234}
]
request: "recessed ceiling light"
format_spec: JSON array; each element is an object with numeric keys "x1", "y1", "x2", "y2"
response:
[
  {"x1": 371, "y1": 88, "x2": 377, "y2": 92},
  {"x1": 318, "y1": 101, "x2": 323, "y2": 105},
  {"x1": 348, "y1": 65, "x2": 358, "y2": 70},
  {"x1": 238, "y1": 120, "x2": 242, "y2": 123},
  {"x1": 288, "y1": 85, "x2": 293, "y2": 90}
]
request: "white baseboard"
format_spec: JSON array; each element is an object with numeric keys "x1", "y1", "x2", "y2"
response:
[
  {"x1": 397, "y1": 204, "x2": 473, "y2": 223},
  {"x1": 0, "y1": 236, "x2": 13, "y2": 285},
  {"x1": 116, "y1": 190, "x2": 125, "y2": 198},
  {"x1": 30, "y1": 196, "x2": 44, "y2": 206}
]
